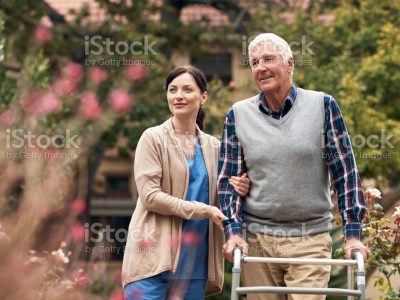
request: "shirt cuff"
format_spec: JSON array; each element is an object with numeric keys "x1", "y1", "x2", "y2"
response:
[
  {"x1": 223, "y1": 220, "x2": 243, "y2": 240},
  {"x1": 344, "y1": 223, "x2": 362, "y2": 240}
]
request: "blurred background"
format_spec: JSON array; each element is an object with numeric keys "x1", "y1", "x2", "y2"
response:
[{"x1": 0, "y1": 0, "x2": 399, "y2": 299}]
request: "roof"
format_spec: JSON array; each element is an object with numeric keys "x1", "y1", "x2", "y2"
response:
[{"x1": 41, "y1": 0, "x2": 332, "y2": 27}]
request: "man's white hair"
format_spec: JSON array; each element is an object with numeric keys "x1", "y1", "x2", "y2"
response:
[{"x1": 248, "y1": 33, "x2": 293, "y2": 64}]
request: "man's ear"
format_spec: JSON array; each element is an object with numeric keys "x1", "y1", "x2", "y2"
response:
[{"x1": 288, "y1": 57, "x2": 294, "y2": 73}]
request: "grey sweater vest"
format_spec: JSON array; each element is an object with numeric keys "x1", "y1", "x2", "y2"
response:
[{"x1": 233, "y1": 87, "x2": 333, "y2": 237}]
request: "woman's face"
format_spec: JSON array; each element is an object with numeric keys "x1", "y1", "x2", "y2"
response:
[{"x1": 166, "y1": 72, "x2": 207, "y2": 120}]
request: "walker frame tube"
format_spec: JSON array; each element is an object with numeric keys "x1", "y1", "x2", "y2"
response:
[{"x1": 231, "y1": 248, "x2": 365, "y2": 300}]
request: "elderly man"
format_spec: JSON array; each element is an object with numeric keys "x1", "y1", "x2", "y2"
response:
[{"x1": 217, "y1": 33, "x2": 369, "y2": 300}]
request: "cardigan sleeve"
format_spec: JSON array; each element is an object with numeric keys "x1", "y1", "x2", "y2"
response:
[{"x1": 134, "y1": 130, "x2": 211, "y2": 220}]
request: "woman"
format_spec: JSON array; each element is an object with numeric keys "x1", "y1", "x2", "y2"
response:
[{"x1": 122, "y1": 65, "x2": 249, "y2": 299}]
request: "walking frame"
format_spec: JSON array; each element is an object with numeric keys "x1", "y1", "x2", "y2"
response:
[{"x1": 231, "y1": 248, "x2": 365, "y2": 300}]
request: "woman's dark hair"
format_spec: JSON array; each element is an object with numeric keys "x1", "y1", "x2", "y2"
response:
[{"x1": 165, "y1": 65, "x2": 207, "y2": 130}]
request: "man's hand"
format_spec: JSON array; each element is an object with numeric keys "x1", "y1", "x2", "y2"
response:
[
  {"x1": 344, "y1": 238, "x2": 370, "y2": 261},
  {"x1": 222, "y1": 235, "x2": 249, "y2": 262}
]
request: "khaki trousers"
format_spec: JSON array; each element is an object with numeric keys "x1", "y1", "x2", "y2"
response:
[{"x1": 242, "y1": 230, "x2": 332, "y2": 300}]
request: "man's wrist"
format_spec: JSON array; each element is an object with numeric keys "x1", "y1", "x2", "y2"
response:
[
  {"x1": 227, "y1": 234, "x2": 242, "y2": 241},
  {"x1": 224, "y1": 221, "x2": 243, "y2": 240},
  {"x1": 344, "y1": 223, "x2": 362, "y2": 240},
  {"x1": 345, "y1": 237, "x2": 360, "y2": 243}
]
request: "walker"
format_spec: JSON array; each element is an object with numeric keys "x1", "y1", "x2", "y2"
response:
[{"x1": 231, "y1": 248, "x2": 365, "y2": 300}]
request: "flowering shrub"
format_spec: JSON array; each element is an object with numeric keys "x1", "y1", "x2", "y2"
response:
[
  {"x1": 335, "y1": 188, "x2": 400, "y2": 299},
  {"x1": 0, "y1": 22, "x2": 147, "y2": 299},
  {"x1": 362, "y1": 188, "x2": 400, "y2": 300}
]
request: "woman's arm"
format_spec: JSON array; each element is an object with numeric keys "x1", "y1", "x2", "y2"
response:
[{"x1": 134, "y1": 131, "x2": 211, "y2": 220}]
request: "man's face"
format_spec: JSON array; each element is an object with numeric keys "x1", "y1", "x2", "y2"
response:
[{"x1": 249, "y1": 42, "x2": 293, "y2": 94}]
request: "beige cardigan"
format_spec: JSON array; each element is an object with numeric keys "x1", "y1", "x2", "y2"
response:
[{"x1": 122, "y1": 118, "x2": 224, "y2": 295}]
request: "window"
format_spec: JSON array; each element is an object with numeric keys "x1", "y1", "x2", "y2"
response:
[
  {"x1": 191, "y1": 53, "x2": 232, "y2": 84},
  {"x1": 105, "y1": 176, "x2": 130, "y2": 198}
]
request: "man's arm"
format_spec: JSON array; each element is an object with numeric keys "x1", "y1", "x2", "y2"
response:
[
  {"x1": 217, "y1": 108, "x2": 246, "y2": 239},
  {"x1": 324, "y1": 95, "x2": 369, "y2": 260},
  {"x1": 324, "y1": 95, "x2": 366, "y2": 239}
]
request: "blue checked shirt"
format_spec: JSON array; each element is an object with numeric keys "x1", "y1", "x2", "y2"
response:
[{"x1": 217, "y1": 85, "x2": 366, "y2": 241}]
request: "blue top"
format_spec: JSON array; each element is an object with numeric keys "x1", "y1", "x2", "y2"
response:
[{"x1": 173, "y1": 138, "x2": 209, "y2": 280}]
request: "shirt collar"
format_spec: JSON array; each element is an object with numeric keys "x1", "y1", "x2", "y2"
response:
[{"x1": 258, "y1": 84, "x2": 297, "y2": 117}]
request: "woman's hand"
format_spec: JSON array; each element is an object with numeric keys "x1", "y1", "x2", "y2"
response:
[
  {"x1": 229, "y1": 173, "x2": 250, "y2": 197},
  {"x1": 210, "y1": 207, "x2": 228, "y2": 232}
]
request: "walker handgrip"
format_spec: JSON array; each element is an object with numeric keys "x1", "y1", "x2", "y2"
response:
[
  {"x1": 231, "y1": 247, "x2": 242, "y2": 300},
  {"x1": 231, "y1": 246, "x2": 243, "y2": 257},
  {"x1": 351, "y1": 250, "x2": 361, "y2": 260},
  {"x1": 351, "y1": 250, "x2": 366, "y2": 300}
]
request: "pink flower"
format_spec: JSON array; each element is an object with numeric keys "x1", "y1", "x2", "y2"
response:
[
  {"x1": 19, "y1": 90, "x2": 42, "y2": 114},
  {"x1": 52, "y1": 78, "x2": 78, "y2": 96},
  {"x1": 40, "y1": 92, "x2": 61, "y2": 114},
  {"x1": 34, "y1": 25, "x2": 52, "y2": 44},
  {"x1": 74, "y1": 269, "x2": 89, "y2": 287},
  {"x1": 228, "y1": 81, "x2": 236, "y2": 91},
  {"x1": 71, "y1": 198, "x2": 86, "y2": 214},
  {"x1": 108, "y1": 90, "x2": 132, "y2": 113},
  {"x1": 392, "y1": 207, "x2": 400, "y2": 225},
  {"x1": 80, "y1": 92, "x2": 102, "y2": 120},
  {"x1": 62, "y1": 62, "x2": 84, "y2": 81},
  {"x1": 365, "y1": 188, "x2": 382, "y2": 207},
  {"x1": 0, "y1": 109, "x2": 16, "y2": 125},
  {"x1": 123, "y1": 64, "x2": 148, "y2": 82},
  {"x1": 108, "y1": 291, "x2": 124, "y2": 300},
  {"x1": 367, "y1": 188, "x2": 381, "y2": 199},
  {"x1": 70, "y1": 223, "x2": 85, "y2": 241},
  {"x1": 20, "y1": 91, "x2": 61, "y2": 115},
  {"x1": 89, "y1": 67, "x2": 108, "y2": 85}
]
